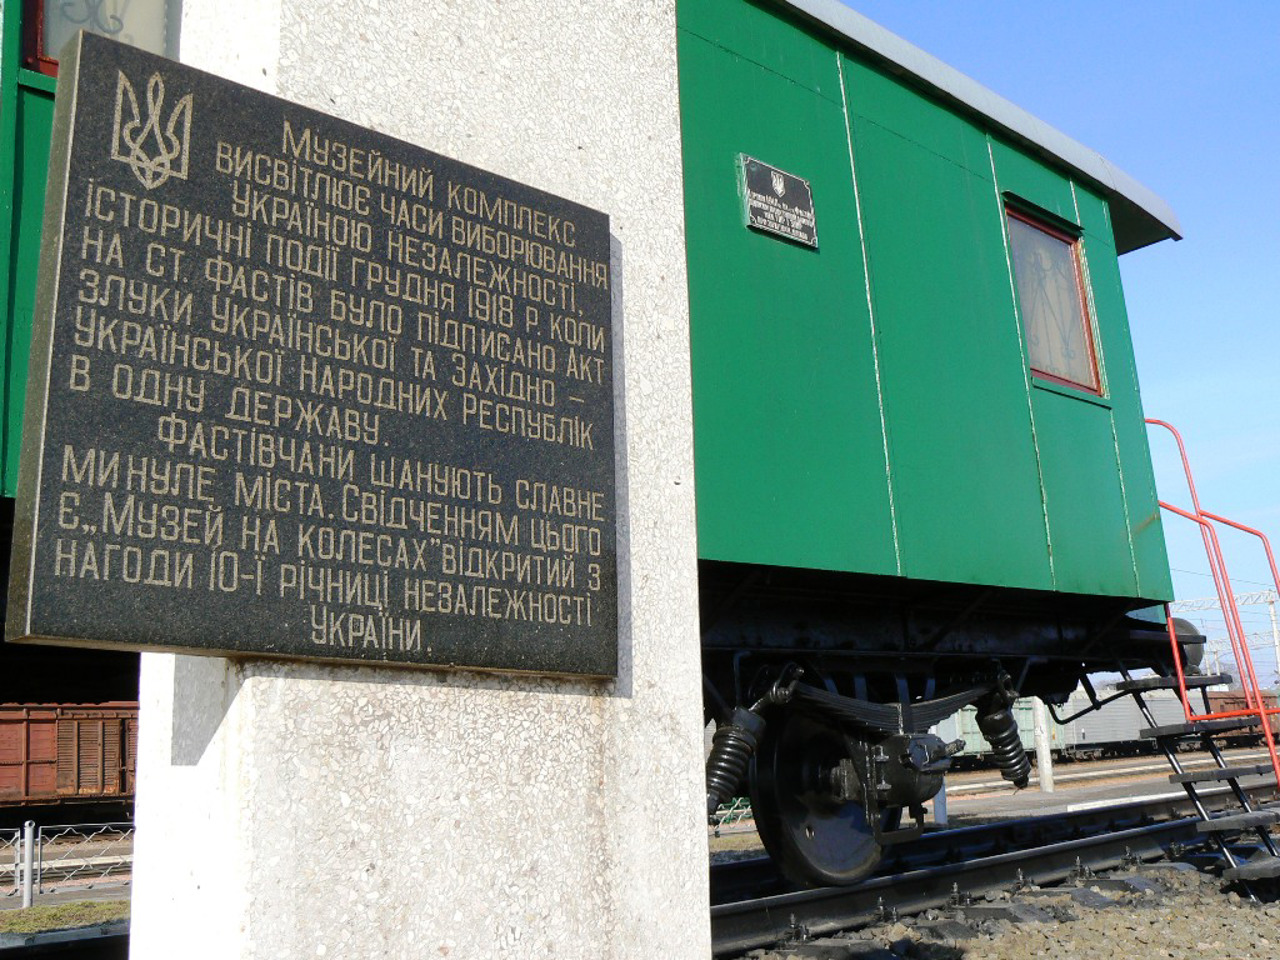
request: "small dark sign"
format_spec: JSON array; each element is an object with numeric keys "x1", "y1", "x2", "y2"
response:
[
  {"x1": 740, "y1": 155, "x2": 817, "y2": 248},
  {"x1": 7, "y1": 34, "x2": 618, "y2": 677}
]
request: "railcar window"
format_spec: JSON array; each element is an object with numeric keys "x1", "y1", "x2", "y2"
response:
[
  {"x1": 22, "y1": 0, "x2": 177, "y2": 76},
  {"x1": 1006, "y1": 208, "x2": 1100, "y2": 394}
]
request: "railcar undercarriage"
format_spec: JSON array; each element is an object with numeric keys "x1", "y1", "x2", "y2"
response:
[{"x1": 700, "y1": 562, "x2": 1197, "y2": 886}]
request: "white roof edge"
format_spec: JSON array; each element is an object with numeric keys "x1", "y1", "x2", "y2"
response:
[{"x1": 777, "y1": 0, "x2": 1182, "y2": 249}]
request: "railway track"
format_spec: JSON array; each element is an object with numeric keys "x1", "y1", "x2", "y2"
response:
[{"x1": 710, "y1": 784, "x2": 1278, "y2": 956}]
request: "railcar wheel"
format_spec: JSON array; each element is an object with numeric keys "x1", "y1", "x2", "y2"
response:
[{"x1": 750, "y1": 711, "x2": 894, "y2": 887}]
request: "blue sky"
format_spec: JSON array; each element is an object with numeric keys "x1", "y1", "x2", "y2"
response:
[{"x1": 840, "y1": 2, "x2": 1280, "y2": 676}]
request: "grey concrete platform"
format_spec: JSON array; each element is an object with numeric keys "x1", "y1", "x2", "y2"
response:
[
  {"x1": 0, "y1": 883, "x2": 130, "y2": 913},
  {"x1": 944, "y1": 760, "x2": 1278, "y2": 823}
]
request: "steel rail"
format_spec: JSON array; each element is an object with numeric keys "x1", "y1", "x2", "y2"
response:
[{"x1": 710, "y1": 785, "x2": 1276, "y2": 955}]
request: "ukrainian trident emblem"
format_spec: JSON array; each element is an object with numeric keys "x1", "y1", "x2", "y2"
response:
[{"x1": 111, "y1": 70, "x2": 192, "y2": 190}]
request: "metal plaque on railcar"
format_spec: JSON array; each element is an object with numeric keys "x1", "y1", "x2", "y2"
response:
[
  {"x1": 6, "y1": 34, "x2": 618, "y2": 678},
  {"x1": 739, "y1": 155, "x2": 817, "y2": 248}
]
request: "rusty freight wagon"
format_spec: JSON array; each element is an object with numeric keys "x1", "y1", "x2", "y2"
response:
[
  {"x1": 0, "y1": 702, "x2": 138, "y2": 805},
  {"x1": 1206, "y1": 690, "x2": 1280, "y2": 742}
]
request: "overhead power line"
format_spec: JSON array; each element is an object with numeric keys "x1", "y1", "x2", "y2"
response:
[{"x1": 1170, "y1": 590, "x2": 1279, "y2": 613}]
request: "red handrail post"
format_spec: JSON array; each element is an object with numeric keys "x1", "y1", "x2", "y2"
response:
[{"x1": 1146, "y1": 418, "x2": 1280, "y2": 786}]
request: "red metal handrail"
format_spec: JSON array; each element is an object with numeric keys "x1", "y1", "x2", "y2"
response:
[
  {"x1": 1158, "y1": 501, "x2": 1261, "y2": 715},
  {"x1": 1146, "y1": 418, "x2": 1280, "y2": 785}
]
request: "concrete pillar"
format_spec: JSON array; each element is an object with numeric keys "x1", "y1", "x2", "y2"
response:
[
  {"x1": 1033, "y1": 697, "x2": 1054, "y2": 793},
  {"x1": 129, "y1": 2, "x2": 707, "y2": 957}
]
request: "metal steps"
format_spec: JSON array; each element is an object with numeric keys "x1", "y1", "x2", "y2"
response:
[
  {"x1": 1116, "y1": 673, "x2": 1232, "y2": 693},
  {"x1": 1129, "y1": 434, "x2": 1280, "y2": 895},
  {"x1": 1170, "y1": 763, "x2": 1275, "y2": 784},
  {"x1": 1140, "y1": 716, "x2": 1260, "y2": 739},
  {"x1": 1119, "y1": 664, "x2": 1280, "y2": 889}
]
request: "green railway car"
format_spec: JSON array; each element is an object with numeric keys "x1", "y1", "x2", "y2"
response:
[
  {"x1": 684, "y1": 0, "x2": 1187, "y2": 884},
  {"x1": 0, "y1": 6, "x2": 58, "y2": 499},
  {"x1": 0, "y1": 1, "x2": 1191, "y2": 885},
  {"x1": 0, "y1": 2, "x2": 147, "y2": 707}
]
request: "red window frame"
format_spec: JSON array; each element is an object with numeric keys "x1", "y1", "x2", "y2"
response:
[
  {"x1": 1006, "y1": 205, "x2": 1101, "y2": 395},
  {"x1": 21, "y1": 0, "x2": 61, "y2": 77}
]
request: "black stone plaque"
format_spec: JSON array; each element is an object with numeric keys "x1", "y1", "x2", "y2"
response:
[
  {"x1": 6, "y1": 33, "x2": 618, "y2": 677},
  {"x1": 740, "y1": 155, "x2": 817, "y2": 248}
]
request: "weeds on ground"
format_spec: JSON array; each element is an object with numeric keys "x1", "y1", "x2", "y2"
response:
[{"x1": 0, "y1": 900, "x2": 128, "y2": 934}]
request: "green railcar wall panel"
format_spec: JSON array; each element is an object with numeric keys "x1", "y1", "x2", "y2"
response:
[
  {"x1": 988, "y1": 140, "x2": 1076, "y2": 227},
  {"x1": 5, "y1": 80, "x2": 55, "y2": 496},
  {"x1": 1078, "y1": 209, "x2": 1173, "y2": 600},
  {"x1": 843, "y1": 61, "x2": 1052, "y2": 590},
  {"x1": 679, "y1": 0, "x2": 844, "y2": 102},
  {"x1": 679, "y1": 28, "x2": 898, "y2": 574},
  {"x1": 1031, "y1": 390, "x2": 1137, "y2": 596},
  {"x1": 991, "y1": 134, "x2": 1170, "y2": 599},
  {"x1": 987, "y1": 139, "x2": 1143, "y2": 597},
  {"x1": 1, "y1": 0, "x2": 58, "y2": 498},
  {"x1": 839, "y1": 50, "x2": 992, "y2": 178}
]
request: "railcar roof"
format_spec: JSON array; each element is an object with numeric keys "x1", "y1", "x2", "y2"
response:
[{"x1": 777, "y1": 0, "x2": 1181, "y2": 253}]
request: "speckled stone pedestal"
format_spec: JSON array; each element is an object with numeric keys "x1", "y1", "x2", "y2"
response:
[{"x1": 128, "y1": 2, "x2": 707, "y2": 957}]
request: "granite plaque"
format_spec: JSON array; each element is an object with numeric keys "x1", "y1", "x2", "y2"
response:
[
  {"x1": 740, "y1": 154, "x2": 817, "y2": 248},
  {"x1": 6, "y1": 33, "x2": 618, "y2": 677}
]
